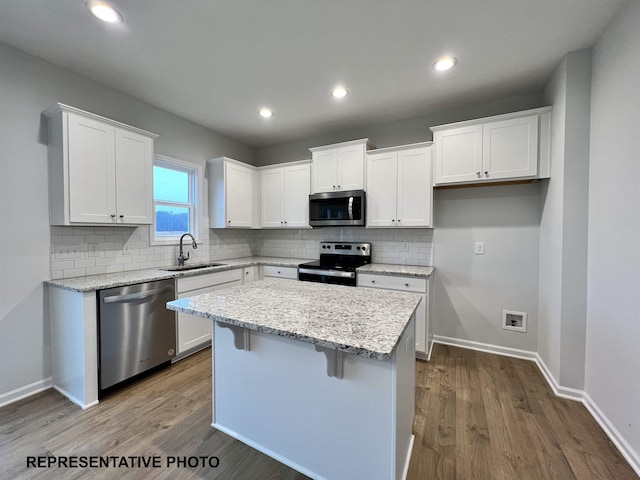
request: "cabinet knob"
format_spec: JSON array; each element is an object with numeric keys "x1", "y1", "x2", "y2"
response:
[
  {"x1": 333, "y1": 185, "x2": 336, "y2": 190},
  {"x1": 371, "y1": 280, "x2": 375, "y2": 283},
  {"x1": 476, "y1": 171, "x2": 481, "y2": 178},
  {"x1": 337, "y1": 185, "x2": 341, "y2": 189},
  {"x1": 405, "y1": 283, "x2": 409, "y2": 287},
  {"x1": 391, "y1": 219, "x2": 395, "y2": 222},
  {"x1": 110, "y1": 214, "x2": 116, "y2": 218},
  {"x1": 119, "y1": 215, "x2": 124, "y2": 219},
  {"x1": 484, "y1": 171, "x2": 489, "y2": 176},
  {"x1": 284, "y1": 220, "x2": 287, "y2": 224},
  {"x1": 277, "y1": 270, "x2": 281, "y2": 274},
  {"x1": 228, "y1": 220, "x2": 231, "y2": 224},
  {"x1": 397, "y1": 219, "x2": 401, "y2": 222}
]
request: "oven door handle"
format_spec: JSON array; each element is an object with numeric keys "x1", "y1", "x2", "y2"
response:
[
  {"x1": 298, "y1": 268, "x2": 356, "y2": 279},
  {"x1": 348, "y1": 196, "x2": 354, "y2": 220}
]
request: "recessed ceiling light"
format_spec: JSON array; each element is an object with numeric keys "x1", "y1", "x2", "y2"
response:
[
  {"x1": 86, "y1": 1, "x2": 123, "y2": 24},
  {"x1": 433, "y1": 56, "x2": 457, "y2": 72},
  {"x1": 258, "y1": 108, "x2": 274, "y2": 119},
  {"x1": 331, "y1": 86, "x2": 349, "y2": 99}
]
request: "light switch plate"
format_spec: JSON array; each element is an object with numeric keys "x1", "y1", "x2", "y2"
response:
[{"x1": 474, "y1": 242, "x2": 485, "y2": 255}]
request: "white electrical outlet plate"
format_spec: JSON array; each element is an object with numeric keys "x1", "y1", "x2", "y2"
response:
[{"x1": 474, "y1": 242, "x2": 485, "y2": 255}]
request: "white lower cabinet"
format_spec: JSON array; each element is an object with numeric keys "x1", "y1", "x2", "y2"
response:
[
  {"x1": 261, "y1": 265, "x2": 298, "y2": 280},
  {"x1": 357, "y1": 273, "x2": 433, "y2": 359},
  {"x1": 175, "y1": 269, "x2": 243, "y2": 357},
  {"x1": 243, "y1": 266, "x2": 257, "y2": 283}
]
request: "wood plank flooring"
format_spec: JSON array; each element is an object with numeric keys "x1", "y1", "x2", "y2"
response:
[
  {"x1": 0, "y1": 344, "x2": 636, "y2": 479},
  {"x1": 408, "y1": 344, "x2": 637, "y2": 480}
]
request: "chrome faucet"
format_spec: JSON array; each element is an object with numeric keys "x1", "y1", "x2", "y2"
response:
[{"x1": 178, "y1": 233, "x2": 197, "y2": 266}]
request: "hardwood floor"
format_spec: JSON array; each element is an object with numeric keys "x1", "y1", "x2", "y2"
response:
[
  {"x1": 0, "y1": 344, "x2": 636, "y2": 479},
  {"x1": 408, "y1": 344, "x2": 637, "y2": 480}
]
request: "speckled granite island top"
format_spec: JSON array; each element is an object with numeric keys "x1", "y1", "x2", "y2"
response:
[{"x1": 167, "y1": 278, "x2": 422, "y2": 360}]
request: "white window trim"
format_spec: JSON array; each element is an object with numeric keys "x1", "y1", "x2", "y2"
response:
[{"x1": 151, "y1": 154, "x2": 203, "y2": 246}]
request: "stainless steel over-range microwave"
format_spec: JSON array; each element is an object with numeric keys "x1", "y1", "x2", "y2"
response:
[{"x1": 308, "y1": 190, "x2": 366, "y2": 227}]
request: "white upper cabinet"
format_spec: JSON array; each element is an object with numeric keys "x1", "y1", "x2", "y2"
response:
[
  {"x1": 310, "y1": 139, "x2": 371, "y2": 193},
  {"x1": 261, "y1": 162, "x2": 311, "y2": 228},
  {"x1": 45, "y1": 104, "x2": 156, "y2": 226},
  {"x1": 208, "y1": 157, "x2": 257, "y2": 228},
  {"x1": 431, "y1": 107, "x2": 551, "y2": 186},
  {"x1": 366, "y1": 143, "x2": 433, "y2": 228}
]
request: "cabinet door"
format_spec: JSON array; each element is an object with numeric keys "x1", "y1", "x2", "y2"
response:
[
  {"x1": 225, "y1": 162, "x2": 253, "y2": 227},
  {"x1": 337, "y1": 144, "x2": 365, "y2": 191},
  {"x1": 243, "y1": 266, "x2": 257, "y2": 283},
  {"x1": 366, "y1": 151, "x2": 398, "y2": 227},
  {"x1": 177, "y1": 285, "x2": 213, "y2": 354},
  {"x1": 261, "y1": 168, "x2": 285, "y2": 227},
  {"x1": 434, "y1": 125, "x2": 482, "y2": 185},
  {"x1": 483, "y1": 115, "x2": 538, "y2": 180},
  {"x1": 67, "y1": 113, "x2": 116, "y2": 223},
  {"x1": 283, "y1": 164, "x2": 311, "y2": 227},
  {"x1": 397, "y1": 146, "x2": 432, "y2": 227},
  {"x1": 114, "y1": 128, "x2": 153, "y2": 224},
  {"x1": 312, "y1": 150, "x2": 338, "y2": 193}
]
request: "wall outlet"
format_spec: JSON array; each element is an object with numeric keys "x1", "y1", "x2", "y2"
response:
[
  {"x1": 502, "y1": 310, "x2": 527, "y2": 332},
  {"x1": 474, "y1": 242, "x2": 485, "y2": 255}
]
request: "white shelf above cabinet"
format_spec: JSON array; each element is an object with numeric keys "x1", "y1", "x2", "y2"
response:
[
  {"x1": 44, "y1": 103, "x2": 157, "y2": 226},
  {"x1": 431, "y1": 107, "x2": 551, "y2": 186}
]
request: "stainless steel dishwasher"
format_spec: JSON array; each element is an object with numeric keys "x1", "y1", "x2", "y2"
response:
[{"x1": 98, "y1": 279, "x2": 176, "y2": 392}]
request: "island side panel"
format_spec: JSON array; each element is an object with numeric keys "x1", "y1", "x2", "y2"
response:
[
  {"x1": 212, "y1": 323, "x2": 403, "y2": 480},
  {"x1": 394, "y1": 315, "x2": 416, "y2": 480}
]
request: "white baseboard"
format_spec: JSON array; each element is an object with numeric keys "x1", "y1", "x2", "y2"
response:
[
  {"x1": 433, "y1": 336, "x2": 640, "y2": 477},
  {"x1": 0, "y1": 378, "x2": 52, "y2": 409},
  {"x1": 213, "y1": 422, "x2": 325, "y2": 480},
  {"x1": 583, "y1": 393, "x2": 640, "y2": 478},
  {"x1": 53, "y1": 385, "x2": 98, "y2": 410},
  {"x1": 401, "y1": 434, "x2": 415, "y2": 480},
  {"x1": 534, "y1": 354, "x2": 584, "y2": 402},
  {"x1": 433, "y1": 335, "x2": 538, "y2": 361}
]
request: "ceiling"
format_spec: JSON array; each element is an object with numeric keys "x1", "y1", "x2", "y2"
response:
[{"x1": 0, "y1": 0, "x2": 623, "y2": 147}]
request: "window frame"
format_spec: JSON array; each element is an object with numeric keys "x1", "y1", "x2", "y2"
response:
[{"x1": 151, "y1": 154, "x2": 203, "y2": 246}]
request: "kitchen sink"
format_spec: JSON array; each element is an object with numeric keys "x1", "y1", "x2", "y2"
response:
[{"x1": 160, "y1": 262, "x2": 226, "y2": 272}]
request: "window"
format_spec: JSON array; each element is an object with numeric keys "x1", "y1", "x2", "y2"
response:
[{"x1": 152, "y1": 155, "x2": 202, "y2": 245}]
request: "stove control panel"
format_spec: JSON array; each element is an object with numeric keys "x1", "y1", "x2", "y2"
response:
[{"x1": 319, "y1": 242, "x2": 371, "y2": 256}]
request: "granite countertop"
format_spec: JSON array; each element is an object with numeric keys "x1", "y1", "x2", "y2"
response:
[
  {"x1": 357, "y1": 263, "x2": 434, "y2": 278},
  {"x1": 46, "y1": 256, "x2": 310, "y2": 292},
  {"x1": 167, "y1": 278, "x2": 422, "y2": 360}
]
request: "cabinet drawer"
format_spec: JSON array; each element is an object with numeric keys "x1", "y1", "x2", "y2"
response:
[
  {"x1": 176, "y1": 268, "x2": 243, "y2": 293},
  {"x1": 263, "y1": 265, "x2": 297, "y2": 280},
  {"x1": 357, "y1": 273, "x2": 427, "y2": 293}
]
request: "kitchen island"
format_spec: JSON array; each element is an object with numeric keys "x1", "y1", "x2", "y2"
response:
[{"x1": 166, "y1": 278, "x2": 421, "y2": 480}]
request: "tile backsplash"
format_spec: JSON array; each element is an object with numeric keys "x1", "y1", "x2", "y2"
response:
[
  {"x1": 50, "y1": 225, "x2": 433, "y2": 279},
  {"x1": 50, "y1": 224, "x2": 256, "y2": 279},
  {"x1": 255, "y1": 227, "x2": 433, "y2": 265}
]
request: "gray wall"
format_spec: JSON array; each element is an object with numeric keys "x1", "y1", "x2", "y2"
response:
[
  {"x1": 255, "y1": 94, "x2": 543, "y2": 166},
  {"x1": 538, "y1": 49, "x2": 592, "y2": 390},
  {"x1": 586, "y1": 0, "x2": 640, "y2": 461},
  {"x1": 432, "y1": 184, "x2": 541, "y2": 352},
  {"x1": 0, "y1": 41, "x2": 254, "y2": 401}
]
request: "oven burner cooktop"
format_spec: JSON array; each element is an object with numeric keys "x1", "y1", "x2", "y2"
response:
[{"x1": 298, "y1": 242, "x2": 371, "y2": 286}]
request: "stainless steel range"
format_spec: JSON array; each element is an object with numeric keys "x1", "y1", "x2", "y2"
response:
[{"x1": 298, "y1": 242, "x2": 371, "y2": 286}]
